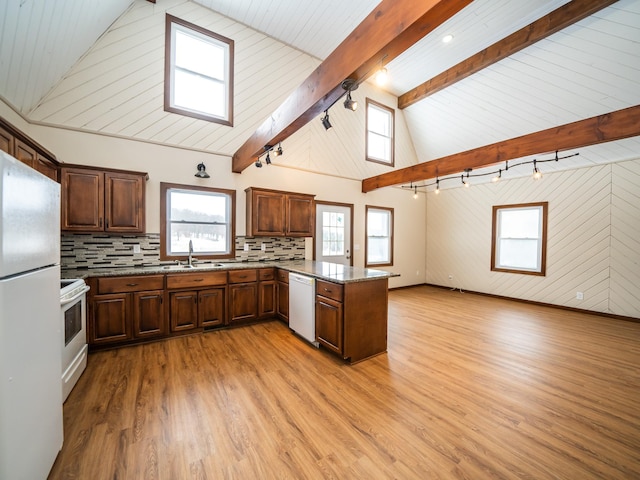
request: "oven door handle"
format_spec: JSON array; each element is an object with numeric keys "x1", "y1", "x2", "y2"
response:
[{"x1": 60, "y1": 285, "x2": 91, "y2": 306}]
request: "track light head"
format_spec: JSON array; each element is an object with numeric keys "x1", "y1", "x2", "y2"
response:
[
  {"x1": 321, "y1": 111, "x2": 332, "y2": 130},
  {"x1": 255, "y1": 158, "x2": 262, "y2": 168},
  {"x1": 265, "y1": 152, "x2": 271, "y2": 165},
  {"x1": 273, "y1": 142, "x2": 283, "y2": 157},
  {"x1": 343, "y1": 91, "x2": 358, "y2": 111}
]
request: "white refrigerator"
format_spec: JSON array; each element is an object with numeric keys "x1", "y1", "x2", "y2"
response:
[{"x1": 0, "y1": 151, "x2": 63, "y2": 479}]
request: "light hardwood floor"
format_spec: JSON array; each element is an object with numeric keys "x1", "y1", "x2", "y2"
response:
[{"x1": 49, "y1": 286, "x2": 640, "y2": 479}]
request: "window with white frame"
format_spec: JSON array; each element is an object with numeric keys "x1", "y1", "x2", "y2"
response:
[
  {"x1": 322, "y1": 211, "x2": 345, "y2": 257},
  {"x1": 165, "y1": 14, "x2": 234, "y2": 125},
  {"x1": 491, "y1": 202, "x2": 548, "y2": 275},
  {"x1": 366, "y1": 98, "x2": 394, "y2": 166},
  {"x1": 365, "y1": 206, "x2": 393, "y2": 267},
  {"x1": 160, "y1": 183, "x2": 236, "y2": 260}
]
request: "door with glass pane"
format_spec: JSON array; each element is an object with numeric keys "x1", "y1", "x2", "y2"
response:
[{"x1": 315, "y1": 202, "x2": 353, "y2": 266}]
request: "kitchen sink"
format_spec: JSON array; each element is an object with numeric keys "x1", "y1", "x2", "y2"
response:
[{"x1": 161, "y1": 263, "x2": 229, "y2": 270}]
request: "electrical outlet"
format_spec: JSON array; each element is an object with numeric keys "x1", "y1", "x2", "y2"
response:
[
  {"x1": 244, "y1": 243, "x2": 249, "y2": 252},
  {"x1": 576, "y1": 292, "x2": 584, "y2": 300},
  {"x1": 261, "y1": 243, "x2": 266, "y2": 252},
  {"x1": 448, "y1": 274, "x2": 453, "y2": 280},
  {"x1": 133, "y1": 244, "x2": 141, "y2": 254}
]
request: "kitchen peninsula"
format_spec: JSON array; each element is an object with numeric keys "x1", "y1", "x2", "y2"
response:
[{"x1": 64, "y1": 261, "x2": 398, "y2": 363}]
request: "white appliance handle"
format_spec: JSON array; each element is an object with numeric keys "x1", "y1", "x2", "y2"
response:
[{"x1": 60, "y1": 285, "x2": 90, "y2": 306}]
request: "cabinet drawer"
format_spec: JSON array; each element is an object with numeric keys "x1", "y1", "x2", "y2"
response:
[
  {"x1": 316, "y1": 280, "x2": 344, "y2": 302},
  {"x1": 258, "y1": 268, "x2": 275, "y2": 281},
  {"x1": 97, "y1": 275, "x2": 164, "y2": 294},
  {"x1": 276, "y1": 269, "x2": 289, "y2": 283},
  {"x1": 166, "y1": 271, "x2": 227, "y2": 289},
  {"x1": 228, "y1": 269, "x2": 257, "y2": 284}
]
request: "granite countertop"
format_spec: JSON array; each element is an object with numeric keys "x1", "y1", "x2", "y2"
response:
[{"x1": 61, "y1": 260, "x2": 399, "y2": 284}]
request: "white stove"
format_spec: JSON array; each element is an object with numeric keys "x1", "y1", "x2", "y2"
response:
[{"x1": 60, "y1": 278, "x2": 89, "y2": 401}]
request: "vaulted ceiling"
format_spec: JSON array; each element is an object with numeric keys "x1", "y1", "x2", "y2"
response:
[{"x1": 1, "y1": 0, "x2": 639, "y2": 190}]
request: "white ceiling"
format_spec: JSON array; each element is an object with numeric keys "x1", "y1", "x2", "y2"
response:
[{"x1": 1, "y1": 0, "x2": 639, "y2": 188}]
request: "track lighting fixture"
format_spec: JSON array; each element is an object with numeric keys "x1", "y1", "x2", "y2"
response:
[
  {"x1": 341, "y1": 78, "x2": 359, "y2": 111},
  {"x1": 255, "y1": 142, "x2": 284, "y2": 167},
  {"x1": 194, "y1": 163, "x2": 210, "y2": 178},
  {"x1": 413, "y1": 185, "x2": 418, "y2": 199},
  {"x1": 321, "y1": 110, "x2": 332, "y2": 130},
  {"x1": 375, "y1": 67, "x2": 388, "y2": 87},
  {"x1": 533, "y1": 160, "x2": 542, "y2": 180},
  {"x1": 344, "y1": 91, "x2": 357, "y2": 111},
  {"x1": 401, "y1": 151, "x2": 579, "y2": 196}
]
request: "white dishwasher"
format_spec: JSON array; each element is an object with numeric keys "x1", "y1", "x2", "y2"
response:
[{"x1": 288, "y1": 273, "x2": 318, "y2": 347}]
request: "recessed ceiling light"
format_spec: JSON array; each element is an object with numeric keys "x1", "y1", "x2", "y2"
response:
[{"x1": 442, "y1": 34, "x2": 454, "y2": 43}]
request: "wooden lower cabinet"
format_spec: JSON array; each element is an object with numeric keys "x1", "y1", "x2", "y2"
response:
[
  {"x1": 276, "y1": 269, "x2": 289, "y2": 324},
  {"x1": 315, "y1": 278, "x2": 388, "y2": 363},
  {"x1": 199, "y1": 288, "x2": 226, "y2": 327},
  {"x1": 88, "y1": 275, "x2": 166, "y2": 347},
  {"x1": 315, "y1": 295, "x2": 343, "y2": 355},
  {"x1": 133, "y1": 290, "x2": 166, "y2": 338},
  {"x1": 169, "y1": 287, "x2": 226, "y2": 332},
  {"x1": 229, "y1": 283, "x2": 258, "y2": 324},
  {"x1": 169, "y1": 290, "x2": 199, "y2": 332},
  {"x1": 91, "y1": 293, "x2": 131, "y2": 344}
]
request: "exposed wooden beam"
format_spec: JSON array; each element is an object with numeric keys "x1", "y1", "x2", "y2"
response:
[
  {"x1": 398, "y1": 0, "x2": 618, "y2": 109},
  {"x1": 231, "y1": 0, "x2": 473, "y2": 173},
  {"x1": 361, "y1": 105, "x2": 640, "y2": 192}
]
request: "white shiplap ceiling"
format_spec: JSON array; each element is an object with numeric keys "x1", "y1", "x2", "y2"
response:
[{"x1": 0, "y1": 0, "x2": 639, "y2": 186}]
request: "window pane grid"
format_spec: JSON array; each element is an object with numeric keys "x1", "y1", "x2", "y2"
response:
[
  {"x1": 166, "y1": 15, "x2": 233, "y2": 124},
  {"x1": 366, "y1": 207, "x2": 392, "y2": 266},
  {"x1": 492, "y1": 203, "x2": 547, "y2": 275},
  {"x1": 322, "y1": 212, "x2": 345, "y2": 256},
  {"x1": 168, "y1": 189, "x2": 231, "y2": 255},
  {"x1": 366, "y1": 99, "x2": 394, "y2": 165}
]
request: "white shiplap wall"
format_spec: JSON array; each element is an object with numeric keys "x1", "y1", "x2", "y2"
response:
[
  {"x1": 426, "y1": 158, "x2": 640, "y2": 318},
  {"x1": 27, "y1": 0, "x2": 417, "y2": 180}
]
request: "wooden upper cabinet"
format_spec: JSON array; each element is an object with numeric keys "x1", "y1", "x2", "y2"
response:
[
  {"x1": 0, "y1": 117, "x2": 59, "y2": 180},
  {"x1": 106, "y1": 172, "x2": 145, "y2": 232},
  {"x1": 246, "y1": 187, "x2": 314, "y2": 237},
  {"x1": 247, "y1": 188, "x2": 286, "y2": 235},
  {"x1": 286, "y1": 193, "x2": 314, "y2": 237},
  {"x1": 14, "y1": 139, "x2": 37, "y2": 168},
  {"x1": 61, "y1": 167, "x2": 104, "y2": 232},
  {"x1": 0, "y1": 125, "x2": 14, "y2": 155},
  {"x1": 61, "y1": 165, "x2": 146, "y2": 233},
  {"x1": 35, "y1": 154, "x2": 58, "y2": 181}
]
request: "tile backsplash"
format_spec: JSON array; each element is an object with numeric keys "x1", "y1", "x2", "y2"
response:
[{"x1": 61, "y1": 233, "x2": 306, "y2": 270}]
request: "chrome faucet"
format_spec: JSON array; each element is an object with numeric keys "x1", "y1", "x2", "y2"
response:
[{"x1": 188, "y1": 239, "x2": 194, "y2": 267}]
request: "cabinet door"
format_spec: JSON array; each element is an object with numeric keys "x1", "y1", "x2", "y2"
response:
[
  {"x1": 133, "y1": 290, "x2": 166, "y2": 338},
  {"x1": 0, "y1": 125, "x2": 13, "y2": 155},
  {"x1": 277, "y1": 281, "x2": 289, "y2": 324},
  {"x1": 315, "y1": 295, "x2": 343, "y2": 355},
  {"x1": 228, "y1": 283, "x2": 258, "y2": 324},
  {"x1": 105, "y1": 172, "x2": 145, "y2": 233},
  {"x1": 250, "y1": 190, "x2": 285, "y2": 235},
  {"x1": 286, "y1": 194, "x2": 314, "y2": 236},
  {"x1": 199, "y1": 288, "x2": 226, "y2": 328},
  {"x1": 91, "y1": 293, "x2": 132, "y2": 344},
  {"x1": 14, "y1": 139, "x2": 37, "y2": 169},
  {"x1": 35, "y1": 154, "x2": 58, "y2": 181},
  {"x1": 61, "y1": 167, "x2": 104, "y2": 232},
  {"x1": 259, "y1": 280, "x2": 276, "y2": 318},
  {"x1": 170, "y1": 290, "x2": 199, "y2": 332}
]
